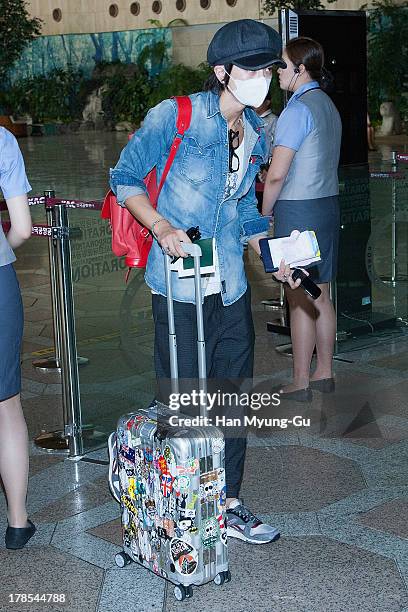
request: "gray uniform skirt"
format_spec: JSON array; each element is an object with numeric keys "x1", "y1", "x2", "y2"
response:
[
  {"x1": 274, "y1": 195, "x2": 340, "y2": 284},
  {"x1": 0, "y1": 264, "x2": 23, "y2": 401}
]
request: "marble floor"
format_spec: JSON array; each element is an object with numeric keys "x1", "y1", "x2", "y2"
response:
[{"x1": 0, "y1": 131, "x2": 407, "y2": 612}]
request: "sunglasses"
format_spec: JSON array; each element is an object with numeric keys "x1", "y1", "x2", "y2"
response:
[{"x1": 228, "y1": 128, "x2": 240, "y2": 173}]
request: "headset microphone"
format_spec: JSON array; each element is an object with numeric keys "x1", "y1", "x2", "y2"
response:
[{"x1": 294, "y1": 67, "x2": 300, "y2": 74}]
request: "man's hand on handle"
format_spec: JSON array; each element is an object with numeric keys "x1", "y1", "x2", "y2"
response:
[{"x1": 154, "y1": 220, "x2": 191, "y2": 259}]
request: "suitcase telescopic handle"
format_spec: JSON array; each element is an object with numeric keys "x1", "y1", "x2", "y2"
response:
[{"x1": 164, "y1": 243, "x2": 207, "y2": 415}]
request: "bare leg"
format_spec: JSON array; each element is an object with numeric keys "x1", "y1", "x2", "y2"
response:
[
  {"x1": 310, "y1": 283, "x2": 336, "y2": 381},
  {"x1": 280, "y1": 286, "x2": 317, "y2": 392},
  {"x1": 0, "y1": 394, "x2": 29, "y2": 528}
]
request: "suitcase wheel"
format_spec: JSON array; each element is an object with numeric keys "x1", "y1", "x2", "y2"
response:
[
  {"x1": 115, "y1": 552, "x2": 132, "y2": 568},
  {"x1": 214, "y1": 570, "x2": 231, "y2": 586},
  {"x1": 174, "y1": 585, "x2": 192, "y2": 601}
]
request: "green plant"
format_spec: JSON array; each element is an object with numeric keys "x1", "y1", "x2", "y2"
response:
[
  {"x1": 102, "y1": 68, "x2": 153, "y2": 125},
  {"x1": 147, "y1": 63, "x2": 211, "y2": 108},
  {"x1": 0, "y1": 0, "x2": 42, "y2": 83},
  {"x1": 262, "y1": 0, "x2": 335, "y2": 16},
  {"x1": 269, "y1": 71, "x2": 284, "y2": 115},
  {"x1": 137, "y1": 40, "x2": 169, "y2": 76},
  {"x1": 146, "y1": 18, "x2": 189, "y2": 27},
  {"x1": 101, "y1": 62, "x2": 210, "y2": 125},
  {"x1": 363, "y1": 0, "x2": 408, "y2": 121},
  {"x1": 1, "y1": 67, "x2": 84, "y2": 122}
]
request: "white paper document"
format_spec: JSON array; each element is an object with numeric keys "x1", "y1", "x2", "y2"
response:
[{"x1": 265, "y1": 230, "x2": 321, "y2": 270}]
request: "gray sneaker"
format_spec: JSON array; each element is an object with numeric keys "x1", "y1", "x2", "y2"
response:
[{"x1": 226, "y1": 503, "x2": 280, "y2": 544}]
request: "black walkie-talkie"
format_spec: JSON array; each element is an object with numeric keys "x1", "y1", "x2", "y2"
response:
[
  {"x1": 171, "y1": 226, "x2": 201, "y2": 264},
  {"x1": 291, "y1": 268, "x2": 321, "y2": 300}
]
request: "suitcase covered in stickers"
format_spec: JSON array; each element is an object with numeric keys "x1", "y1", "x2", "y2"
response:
[{"x1": 113, "y1": 244, "x2": 229, "y2": 602}]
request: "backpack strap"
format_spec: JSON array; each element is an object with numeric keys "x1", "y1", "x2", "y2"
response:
[
  {"x1": 153, "y1": 95, "x2": 192, "y2": 204},
  {"x1": 174, "y1": 95, "x2": 192, "y2": 136}
]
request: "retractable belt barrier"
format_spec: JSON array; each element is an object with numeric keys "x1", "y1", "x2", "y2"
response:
[
  {"x1": 0, "y1": 196, "x2": 103, "y2": 212},
  {"x1": 1, "y1": 191, "x2": 105, "y2": 457},
  {"x1": 392, "y1": 151, "x2": 408, "y2": 165}
]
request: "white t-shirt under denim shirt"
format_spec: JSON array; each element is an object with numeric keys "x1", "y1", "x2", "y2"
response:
[
  {"x1": 204, "y1": 129, "x2": 247, "y2": 296},
  {"x1": 149, "y1": 117, "x2": 249, "y2": 298}
]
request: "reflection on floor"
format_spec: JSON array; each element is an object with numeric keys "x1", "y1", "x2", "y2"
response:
[{"x1": 0, "y1": 132, "x2": 407, "y2": 612}]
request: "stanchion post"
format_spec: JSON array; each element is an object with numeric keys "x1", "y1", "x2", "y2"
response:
[
  {"x1": 390, "y1": 172, "x2": 397, "y2": 320},
  {"x1": 54, "y1": 203, "x2": 83, "y2": 457},
  {"x1": 32, "y1": 190, "x2": 62, "y2": 372},
  {"x1": 279, "y1": 283, "x2": 285, "y2": 308}
]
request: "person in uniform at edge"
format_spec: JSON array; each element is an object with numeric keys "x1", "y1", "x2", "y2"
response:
[
  {"x1": 0, "y1": 127, "x2": 36, "y2": 549},
  {"x1": 110, "y1": 19, "x2": 301, "y2": 544},
  {"x1": 262, "y1": 37, "x2": 342, "y2": 402},
  {"x1": 254, "y1": 93, "x2": 278, "y2": 212}
]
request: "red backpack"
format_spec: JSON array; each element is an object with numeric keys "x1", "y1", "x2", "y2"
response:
[{"x1": 101, "y1": 96, "x2": 192, "y2": 269}]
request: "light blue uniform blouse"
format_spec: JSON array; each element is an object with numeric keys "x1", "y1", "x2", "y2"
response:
[
  {"x1": 0, "y1": 128, "x2": 31, "y2": 266},
  {"x1": 273, "y1": 81, "x2": 319, "y2": 151}
]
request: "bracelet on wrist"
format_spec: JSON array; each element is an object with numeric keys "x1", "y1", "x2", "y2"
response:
[{"x1": 151, "y1": 218, "x2": 167, "y2": 240}]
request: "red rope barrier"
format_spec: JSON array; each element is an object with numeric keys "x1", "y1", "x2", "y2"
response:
[
  {"x1": 0, "y1": 195, "x2": 103, "y2": 212},
  {"x1": 46, "y1": 198, "x2": 103, "y2": 211}
]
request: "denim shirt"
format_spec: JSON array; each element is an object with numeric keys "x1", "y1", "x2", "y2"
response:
[{"x1": 109, "y1": 90, "x2": 269, "y2": 305}]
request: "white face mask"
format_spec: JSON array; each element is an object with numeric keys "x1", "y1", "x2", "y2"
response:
[{"x1": 226, "y1": 71, "x2": 272, "y2": 108}]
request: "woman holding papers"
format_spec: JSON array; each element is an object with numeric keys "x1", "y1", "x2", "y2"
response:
[
  {"x1": 262, "y1": 37, "x2": 342, "y2": 401},
  {"x1": 0, "y1": 127, "x2": 35, "y2": 548}
]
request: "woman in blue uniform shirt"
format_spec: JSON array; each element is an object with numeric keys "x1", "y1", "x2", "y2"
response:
[
  {"x1": 0, "y1": 127, "x2": 36, "y2": 548},
  {"x1": 263, "y1": 37, "x2": 342, "y2": 401}
]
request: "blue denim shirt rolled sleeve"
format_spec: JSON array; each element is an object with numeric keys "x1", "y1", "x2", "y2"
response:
[
  {"x1": 237, "y1": 184, "x2": 270, "y2": 243},
  {"x1": 116, "y1": 185, "x2": 146, "y2": 207},
  {"x1": 109, "y1": 99, "x2": 176, "y2": 198},
  {"x1": 0, "y1": 127, "x2": 31, "y2": 198},
  {"x1": 274, "y1": 103, "x2": 314, "y2": 151}
]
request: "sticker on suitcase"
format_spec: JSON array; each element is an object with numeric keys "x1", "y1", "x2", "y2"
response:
[
  {"x1": 201, "y1": 517, "x2": 220, "y2": 548},
  {"x1": 199, "y1": 468, "x2": 226, "y2": 503},
  {"x1": 170, "y1": 538, "x2": 198, "y2": 575}
]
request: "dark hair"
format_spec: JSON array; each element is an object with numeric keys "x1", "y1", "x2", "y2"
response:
[
  {"x1": 203, "y1": 63, "x2": 233, "y2": 93},
  {"x1": 285, "y1": 37, "x2": 324, "y2": 82}
]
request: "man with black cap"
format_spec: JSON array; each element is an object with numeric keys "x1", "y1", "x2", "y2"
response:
[{"x1": 110, "y1": 19, "x2": 297, "y2": 545}]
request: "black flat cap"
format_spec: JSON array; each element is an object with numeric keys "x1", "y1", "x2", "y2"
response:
[{"x1": 207, "y1": 19, "x2": 286, "y2": 70}]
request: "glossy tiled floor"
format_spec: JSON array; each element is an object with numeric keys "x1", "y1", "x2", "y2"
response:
[{"x1": 0, "y1": 132, "x2": 407, "y2": 612}]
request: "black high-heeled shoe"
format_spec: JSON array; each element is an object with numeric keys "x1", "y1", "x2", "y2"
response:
[
  {"x1": 272, "y1": 385, "x2": 312, "y2": 403},
  {"x1": 5, "y1": 520, "x2": 36, "y2": 550},
  {"x1": 309, "y1": 378, "x2": 335, "y2": 393}
]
